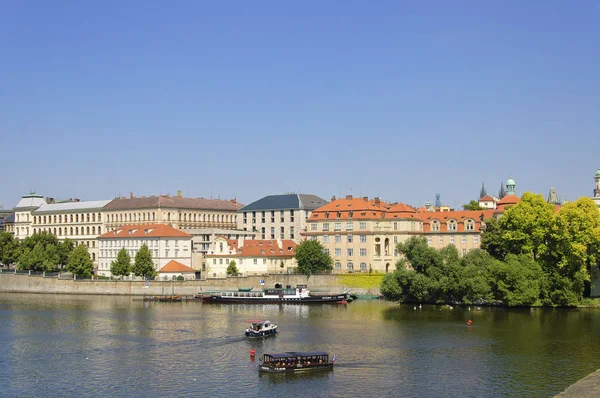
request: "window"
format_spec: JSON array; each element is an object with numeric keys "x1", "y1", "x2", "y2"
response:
[
  {"x1": 360, "y1": 235, "x2": 367, "y2": 243},
  {"x1": 450, "y1": 236, "x2": 455, "y2": 244},
  {"x1": 473, "y1": 236, "x2": 479, "y2": 244},
  {"x1": 393, "y1": 236, "x2": 398, "y2": 244},
  {"x1": 263, "y1": 259, "x2": 266, "y2": 264},
  {"x1": 393, "y1": 222, "x2": 398, "y2": 231},
  {"x1": 334, "y1": 235, "x2": 341, "y2": 243},
  {"x1": 323, "y1": 236, "x2": 329, "y2": 243},
  {"x1": 439, "y1": 236, "x2": 443, "y2": 244},
  {"x1": 335, "y1": 262, "x2": 342, "y2": 270},
  {"x1": 462, "y1": 236, "x2": 466, "y2": 244},
  {"x1": 347, "y1": 248, "x2": 353, "y2": 256},
  {"x1": 359, "y1": 222, "x2": 366, "y2": 230},
  {"x1": 347, "y1": 235, "x2": 353, "y2": 243},
  {"x1": 322, "y1": 223, "x2": 329, "y2": 231},
  {"x1": 347, "y1": 262, "x2": 354, "y2": 271},
  {"x1": 432, "y1": 221, "x2": 440, "y2": 231},
  {"x1": 290, "y1": 227, "x2": 294, "y2": 239},
  {"x1": 394, "y1": 248, "x2": 398, "y2": 256},
  {"x1": 360, "y1": 248, "x2": 367, "y2": 256},
  {"x1": 324, "y1": 248, "x2": 330, "y2": 255},
  {"x1": 280, "y1": 227, "x2": 285, "y2": 239},
  {"x1": 311, "y1": 223, "x2": 318, "y2": 231},
  {"x1": 334, "y1": 223, "x2": 341, "y2": 231},
  {"x1": 448, "y1": 221, "x2": 457, "y2": 231},
  {"x1": 462, "y1": 249, "x2": 467, "y2": 256},
  {"x1": 360, "y1": 262, "x2": 367, "y2": 271},
  {"x1": 346, "y1": 222, "x2": 353, "y2": 231},
  {"x1": 254, "y1": 259, "x2": 258, "y2": 265},
  {"x1": 335, "y1": 248, "x2": 341, "y2": 256},
  {"x1": 271, "y1": 227, "x2": 275, "y2": 239},
  {"x1": 465, "y1": 220, "x2": 475, "y2": 231}
]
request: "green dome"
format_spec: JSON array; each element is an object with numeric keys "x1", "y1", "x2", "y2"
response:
[
  {"x1": 506, "y1": 177, "x2": 515, "y2": 186},
  {"x1": 595, "y1": 169, "x2": 600, "y2": 177}
]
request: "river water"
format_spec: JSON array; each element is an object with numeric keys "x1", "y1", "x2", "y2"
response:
[{"x1": 0, "y1": 294, "x2": 599, "y2": 397}]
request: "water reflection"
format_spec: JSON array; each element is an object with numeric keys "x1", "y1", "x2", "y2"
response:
[{"x1": 1, "y1": 294, "x2": 600, "y2": 397}]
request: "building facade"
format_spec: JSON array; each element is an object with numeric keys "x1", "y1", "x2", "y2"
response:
[
  {"x1": 304, "y1": 196, "x2": 423, "y2": 273},
  {"x1": 13, "y1": 193, "x2": 46, "y2": 240},
  {"x1": 237, "y1": 193, "x2": 328, "y2": 242},
  {"x1": 593, "y1": 168, "x2": 600, "y2": 210},
  {"x1": 97, "y1": 224, "x2": 192, "y2": 277},
  {"x1": 204, "y1": 236, "x2": 297, "y2": 278},
  {"x1": 31, "y1": 200, "x2": 111, "y2": 264}
]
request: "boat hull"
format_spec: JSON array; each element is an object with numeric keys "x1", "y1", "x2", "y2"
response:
[
  {"x1": 202, "y1": 294, "x2": 348, "y2": 304},
  {"x1": 259, "y1": 364, "x2": 334, "y2": 373},
  {"x1": 246, "y1": 328, "x2": 278, "y2": 338}
]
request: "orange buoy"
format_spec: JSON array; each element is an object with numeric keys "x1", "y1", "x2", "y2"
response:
[
  {"x1": 467, "y1": 320, "x2": 472, "y2": 326},
  {"x1": 250, "y1": 349, "x2": 256, "y2": 357}
]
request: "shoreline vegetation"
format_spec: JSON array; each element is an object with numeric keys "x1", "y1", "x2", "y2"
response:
[{"x1": 381, "y1": 194, "x2": 600, "y2": 308}]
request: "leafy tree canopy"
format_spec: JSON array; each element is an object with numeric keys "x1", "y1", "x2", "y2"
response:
[
  {"x1": 111, "y1": 248, "x2": 131, "y2": 278},
  {"x1": 226, "y1": 260, "x2": 239, "y2": 276},
  {"x1": 0, "y1": 232, "x2": 20, "y2": 265},
  {"x1": 463, "y1": 200, "x2": 485, "y2": 211},
  {"x1": 67, "y1": 244, "x2": 93, "y2": 278},
  {"x1": 294, "y1": 239, "x2": 333, "y2": 278},
  {"x1": 132, "y1": 244, "x2": 156, "y2": 279}
]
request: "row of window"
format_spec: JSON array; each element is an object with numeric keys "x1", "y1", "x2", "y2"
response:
[
  {"x1": 106, "y1": 212, "x2": 237, "y2": 224},
  {"x1": 311, "y1": 222, "x2": 367, "y2": 231},
  {"x1": 99, "y1": 260, "x2": 158, "y2": 270},
  {"x1": 430, "y1": 220, "x2": 475, "y2": 231},
  {"x1": 100, "y1": 249, "x2": 180, "y2": 258},
  {"x1": 32, "y1": 226, "x2": 102, "y2": 236},
  {"x1": 212, "y1": 258, "x2": 275, "y2": 266},
  {"x1": 100, "y1": 239, "x2": 185, "y2": 248},
  {"x1": 34, "y1": 213, "x2": 102, "y2": 225},
  {"x1": 310, "y1": 220, "x2": 476, "y2": 232},
  {"x1": 334, "y1": 262, "x2": 368, "y2": 271},
  {"x1": 427, "y1": 236, "x2": 479, "y2": 244}
]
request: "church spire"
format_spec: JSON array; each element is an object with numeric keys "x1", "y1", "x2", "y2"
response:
[
  {"x1": 480, "y1": 182, "x2": 487, "y2": 199},
  {"x1": 499, "y1": 181, "x2": 506, "y2": 199}
]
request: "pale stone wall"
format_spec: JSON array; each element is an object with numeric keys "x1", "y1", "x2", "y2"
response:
[
  {"x1": 0, "y1": 273, "x2": 380, "y2": 296},
  {"x1": 238, "y1": 209, "x2": 310, "y2": 242},
  {"x1": 103, "y1": 208, "x2": 238, "y2": 232}
]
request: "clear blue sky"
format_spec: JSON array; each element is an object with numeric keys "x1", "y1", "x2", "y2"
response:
[{"x1": 2, "y1": 1, "x2": 599, "y2": 210}]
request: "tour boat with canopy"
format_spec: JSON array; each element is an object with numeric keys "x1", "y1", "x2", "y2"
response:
[
  {"x1": 258, "y1": 351, "x2": 335, "y2": 373},
  {"x1": 245, "y1": 319, "x2": 278, "y2": 338}
]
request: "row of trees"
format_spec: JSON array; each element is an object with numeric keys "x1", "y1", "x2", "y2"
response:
[
  {"x1": 0, "y1": 231, "x2": 94, "y2": 277},
  {"x1": 382, "y1": 195, "x2": 600, "y2": 306},
  {"x1": 110, "y1": 245, "x2": 157, "y2": 279}
]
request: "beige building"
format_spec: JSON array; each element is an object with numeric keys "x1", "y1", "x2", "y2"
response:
[
  {"x1": 305, "y1": 196, "x2": 423, "y2": 273},
  {"x1": 204, "y1": 236, "x2": 297, "y2": 278},
  {"x1": 237, "y1": 193, "x2": 328, "y2": 242},
  {"x1": 97, "y1": 224, "x2": 192, "y2": 277},
  {"x1": 31, "y1": 200, "x2": 111, "y2": 264},
  {"x1": 13, "y1": 193, "x2": 46, "y2": 240}
]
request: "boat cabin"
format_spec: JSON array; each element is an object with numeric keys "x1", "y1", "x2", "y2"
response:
[{"x1": 261, "y1": 351, "x2": 331, "y2": 369}]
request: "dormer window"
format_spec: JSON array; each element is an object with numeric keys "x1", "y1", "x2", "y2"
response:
[
  {"x1": 325, "y1": 212, "x2": 330, "y2": 219},
  {"x1": 448, "y1": 220, "x2": 457, "y2": 231},
  {"x1": 349, "y1": 211, "x2": 353, "y2": 219},
  {"x1": 431, "y1": 221, "x2": 440, "y2": 231},
  {"x1": 337, "y1": 211, "x2": 342, "y2": 219}
]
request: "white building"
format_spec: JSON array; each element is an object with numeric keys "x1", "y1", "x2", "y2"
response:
[
  {"x1": 97, "y1": 224, "x2": 192, "y2": 277},
  {"x1": 204, "y1": 236, "x2": 297, "y2": 278},
  {"x1": 13, "y1": 193, "x2": 46, "y2": 240},
  {"x1": 593, "y1": 168, "x2": 600, "y2": 210}
]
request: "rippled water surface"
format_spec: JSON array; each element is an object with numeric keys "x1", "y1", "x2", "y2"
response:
[{"x1": 1, "y1": 294, "x2": 599, "y2": 397}]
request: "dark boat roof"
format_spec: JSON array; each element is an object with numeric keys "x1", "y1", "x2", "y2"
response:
[{"x1": 265, "y1": 351, "x2": 328, "y2": 358}]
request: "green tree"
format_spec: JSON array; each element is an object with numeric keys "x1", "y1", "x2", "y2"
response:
[
  {"x1": 110, "y1": 248, "x2": 131, "y2": 278},
  {"x1": 0, "y1": 232, "x2": 20, "y2": 265},
  {"x1": 132, "y1": 244, "x2": 156, "y2": 279},
  {"x1": 463, "y1": 200, "x2": 485, "y2": 211},
  {"x1": 226, "y1": 260, "x2": 239, "y2": 276},
  {"x1": 498, "y1": 192, "x2": 555, "y2": 261},
  {"x1": 19, "y1": 243, "x2": 46, "y2": 271},
  {"x1": 487, "y1": 254, "x2": 543, "y2": 306},
  {"x1": 57, "y1": 239, "x2": 75, "y2": 268},
  {"x1": 481, "y1": 217, "x2": 508, "y2": 260},
  {"x1": 396, "y1": 236, "x2": 442, "y2": 274},
  {"x1": 546, "y1": 197, "x2": 600, "y2": 298},
  {"x1": 294, "y1": 239, "x2": 333, "y2": 278},
  {"x1": 67, "y1": 244, "x2": 93, "y2": 278},
  {"x1": 20, "y1": 231, "x2": 58, "y2": 252}
]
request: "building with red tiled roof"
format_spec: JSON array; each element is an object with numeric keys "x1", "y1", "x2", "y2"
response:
[
  {"x1": 204, "y1": 237, "x2": 297, "y2": 278},
  {"x1": 97, "y1": 224, "x2": 193, "y2": 278},
  {"x1": 478, "y1": 195, "x2": 497, "y2": 209},
  {"x1": 159, "y1": 260, "x2": 197, "y2": 280}
]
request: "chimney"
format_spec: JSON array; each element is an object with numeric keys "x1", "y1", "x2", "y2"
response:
[
  {"x1": 177, "y1": 190, "x2": 182, "y2": 197},
  {"x1": 363, "y1": 196, "x2": 368, "y2": 201},
  {"x1": 346, "y1": 195, "x2": 353, "y2": 200},
  {"x1": 277, "y1": 239, "x2": 282, "y2": 249},
  {"x1": 331, "y1": 195, "x2": 336, "y2": 201},
  {"x1": 238, "y1": 236, "x2": 244, "y2": 248},
  {"x1": 231, "y1": 197, "x2": 236, "y2": 204},
  {"x1": 374, "y1": 197, "x2": 381, "y2": 207},
  {"x1": 129, "y1": 192, "x2": 133, "y2": 199}
]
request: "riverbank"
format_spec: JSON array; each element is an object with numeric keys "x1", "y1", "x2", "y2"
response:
[
  {"x1": 557, "y1": 369, "x2": 600, "y2": 397},
  {"x1": 0, "y1": 272, "x2": 381, "y2": 296}
]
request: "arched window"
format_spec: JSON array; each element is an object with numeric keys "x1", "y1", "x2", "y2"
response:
[
  {"x1": 70, "y1": 227, "x2": 73, "y2": 235},
  {"x1": 98, "y1": 213, "x2": 102, "y2": 221},
  {"x1": 87, "y1": 226, "x2": 90, "y2": 235},
  {"x1": 152, "y1": 212, "x2": 156, "y2": 221},
  {"x1": 76, "y1": 214, "x2": 79, "y2": 223},
  {"x1": 87, "y1": 214, "x2": 90, "y2": 222},
  {"x1": 203, "y1": 214, "x2": 206, "y2": 222},
  {"x1": 168, "y1": 213, "x2": 171, "y2": 221},
  {"x1": 92, "y1": 214, "x2": 96, "y2": 222},
  {"x1": 179, "y1": 213, "x2": 182, "y2": 221},
  {"x1": 75, "y1": 227, "x2": 79, "y2": 235},
  {"x1": 98, "y1": 227, "x2": 102, "y2": 234},
  {"x1": 448, "y1": 220, "x2": 457, "y2": 231},
  {"x1": 92, "y1": 226, "x2": 96, "y2": 235},
  {"x1": 347, "y1": 262, "x2": 354, "y2": 271},
  {"x1": 43, "y1": 216, "x2": 47, "y2": 224},
  {"x1": 33, "y1": 228, "x2": 37, "y2": 234},
  {"x1": 59, "y1": 228, "x2": 62, "y2": 236},
  {"x1": 53, "y1": 215, "x2": 57, "y2": 223},
  {"x1": 465, "y1": 219, "x2": 475, "y2": 231},
  {"x1": 194, "y1": 214, "x2": 197, "y2": 222},
  {"x1": 92, "y1": 253, "x2": 96, "y2": 261},
  {"x1": 53, "y1": 228, "x2": 57, "y2": 235},
  {"x1": 431, "y1": 220, "x2": 440, "y2": 231}
]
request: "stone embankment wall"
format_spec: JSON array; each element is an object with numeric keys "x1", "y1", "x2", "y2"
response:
[{"x1": 0, "y1": 273, "x2": 381, "y2": 296}]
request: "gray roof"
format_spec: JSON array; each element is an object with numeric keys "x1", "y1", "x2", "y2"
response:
[
  {"x1": 239, "y1": 194, "x2": 328, "y2": 212},
  {"x1": 33, "y1": 200, "x2": 112, "y2": 214},
  {"x1": 14, "y1": 194, "x2": 46, "y2": 210},
  {"x1": 3, "y1": 214, "x2": 15, "y2": 223},
  {"x1": 103, "y1": 196, "x2": 244, "y2": 211}
]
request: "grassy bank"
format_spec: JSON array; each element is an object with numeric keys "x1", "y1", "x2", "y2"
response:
[{"x1": 336, "y1": 274, "x2": 383, "y2": 289}]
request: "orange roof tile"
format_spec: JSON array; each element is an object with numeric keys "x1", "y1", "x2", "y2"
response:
[
  {"x1": 98, "y1": 224, "x2": 191, "y2": 239},
  {"x1": 209, "y1": 239, "x2": 297, "y2": 258},
  {"x1": 385, "y1": 203, "x2": 417, "y2": 219},
  {"x1": 479, "y1": 195, "x2": 494, "y2": 202},
  {"x1": 419, "y1": 209, "x2": 495, "y2": 233},
  {"x1": 309, "y1": 197, "x2": 385, "y2": 220},
  {"x1": 496, "y1": 194, "x2": 520, "y2": 210},
  {"x1": 159, "y1": 260, "x2": 195, "y2": 273}
]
